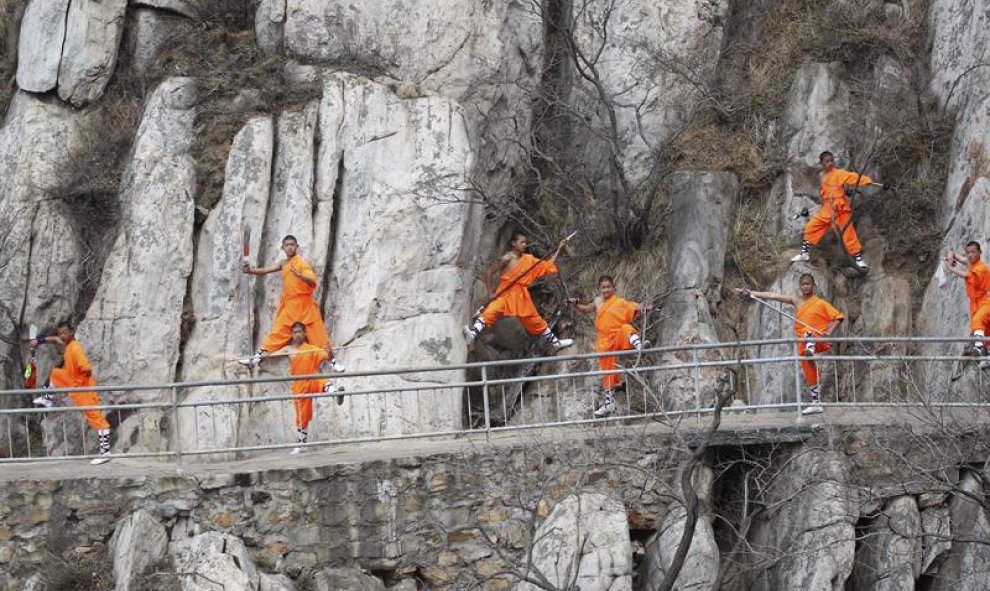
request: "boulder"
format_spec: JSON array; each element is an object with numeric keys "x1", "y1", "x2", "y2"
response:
[
  {"x1": 170, "y1": 531, "x2": 261, "y2": 591},
  {"x1": 639, "y1": 511, "x2": 719, "y2": 591},
  {"x1": 515, "y1": 493, "x2": 632, "y2": 591},
  {"x1": 312, "y1": 568, "x2": 385, "y2": 591},
  {"x1": 926, "y1": 471, "x2": 990, "y2": 590},
  {"x1": 110, "y1": 509, "x2": 168, "y2": 591},
  {"x1": 748, "y1": 449, "x2": 856, "y2": 590},
  {"x1": 57, "y1": 0, "x2": 128, "y2": 106},
  {"x1": 654, "y1": 172, "x2": 737, "y2": 410},
  {"x1": 850, "y1": 495, "x2": 922, "y2": 591},
  {"x1": 15, "y1": 0, "x2": 69, "y2": 93}
]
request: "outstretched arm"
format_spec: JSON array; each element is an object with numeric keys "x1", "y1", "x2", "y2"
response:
[
  {"x1": 944, "y1": 251, "x2": 968, "y2": 278},
  {"x1": 244, "y1": 259, "x2": 285, "y2": 276},
  {"x1": 734, "y1": 287, "x2": 799, "y2": 307},
  {"x1": 548, "y1": 238, "x2": 568, "y2": 264},
  {"x1": 568, "y1": 296, "x2": 597, "y2": 314}
]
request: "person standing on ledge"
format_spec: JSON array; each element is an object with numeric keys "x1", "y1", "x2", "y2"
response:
[
  {"x1": 736, "y1": 273, "x2": 844, "y2": 415},
  {"x1": 31, "y1": 322, "x2": 113, "y2": 465},
  {"x1": 569, "y1": 275, "x2": 652, "y2": 417},
  {"x1": 242, "y1": 234, "x2": 344, "y2": 373},
  {"x1": 944, "y1": 241, "x2": 990, "y2": 368}
]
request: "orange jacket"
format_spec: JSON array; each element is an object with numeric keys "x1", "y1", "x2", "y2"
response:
[
  {"x1": 594, "y1": 296, "x2": 639, "y2": 352},
  {"x1": 794, "y1": 296, "x2": 844, "y2": 337},
  {"x1": 289, "y1": 343, "x2": 328, "y2": 394},
  {"x1": 282, "y1": 255, "x2": 318, "y2": 299},
  {"x1": 58, "y1": 340, "x2": 96, "y2": 388},
  {"x1": 494, "y1": 254, "x2": 558, "y2": 294},
  {"x1": 965, "y1": 259, "x2": 990, "y2": 313},
  {"x1": 820, "y1": 168, "x2": 872, "y2": 213}
]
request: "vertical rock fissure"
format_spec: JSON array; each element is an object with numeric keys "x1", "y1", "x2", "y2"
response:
[
  {"x1": 533, "y1": 0, "x2": 574, "y2": 180},
  {"x1": 321, "y1": 153, "x2": 345, "y2": 318}
]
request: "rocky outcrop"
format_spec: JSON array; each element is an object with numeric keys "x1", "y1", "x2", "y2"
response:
[
  {"x1": 110, "y1": 509, "x2": 168, "y2": 591},
  {"x1": 929, "y1": 0, "x2": 990, "y2": 220},
  {"x1": 15, "y1": 0, "x2": 69, "y2": 93},
  {"x1": 515, "y1": 493, "x2": 633, "y2": 591},
  {"x1": 78, "y1": 78, "x2": 196, "y2": 452},
  {"x1": 640, "y1": 511, "x2": 719, "y2": 591},
  {"x1": 314, "y1": 72, "x2": 475, "y2": 439},
  {"x1": 654, "y1": 172, "x2": 736, "y2": 410},
  {"x1": 132, "y1": 0, "x2": 200, "y2": 19},
  {"x1": 129, "y1": 8, "x2": 188, "y2": 77},
  {"x1": 782, "y1": 63, "x2": 850, "y2": 169},
  {"x1": 57, "y1": 0, "x2": 128, "y2": 106},
  {"x1": 569, "y1": 0, "x2": 727, "y2": 187},
  {"x1": 179, "y1": 115, "x2": 273, "y2": 459}
]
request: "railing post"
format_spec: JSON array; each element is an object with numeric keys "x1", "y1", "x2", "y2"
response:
[
  {"x1": 170, "y1": 385, "x2": 182, "y2": 467},
  {"x1": 793, "y1": 338, "x2": 804, "y2": 419},
  {"x1": 692, "y1": 348, "x2": 702, "y2": 419},
  {"x1": 481, "y1": 364, "x2": 491, "y2": 443}
]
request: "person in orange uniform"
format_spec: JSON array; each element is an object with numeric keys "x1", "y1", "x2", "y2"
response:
[
  {"x1": 242, "y1": 235, "x2": 343, "y2": 372},
  {"x1": 945, "y1": 241, "x2": 990, "y2": 367},
  {"x1": 31, "y1": 322, "x2": 112, "y2": 464},
  {"x1": 791, "y1": 151, "x2": 886, "y2": 271},
  {"x1": 273, "y1": 323, "x2": 342, "y2": 454},
  {"x1": 569, "y1": 276, "x2": 652, "y2": 417},
  {"x1": 737, "y1": 273, "x2": 844, "y2": 415},
  {"x1": 464, "y1": 231, "x2": 573, "y2": 351}
]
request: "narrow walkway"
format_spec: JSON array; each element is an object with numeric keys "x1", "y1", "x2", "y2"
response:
[{"x1": 0, "y1": 406, "x2": 958, "y2": 483}]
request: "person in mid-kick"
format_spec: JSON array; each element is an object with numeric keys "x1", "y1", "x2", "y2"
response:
[
  {"x1": 274, "y1": 322, "x2": 343, "y2": 454},
  {"x1": 31, "y1": 322, "x2": 113, "y2": 464},
  {"x1": 465, "y1": 231, "x2": 573, "y2": 351}
]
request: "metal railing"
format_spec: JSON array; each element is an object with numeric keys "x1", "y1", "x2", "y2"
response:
[{"x1": 0, "y1": 336, "x2": 987, "y2": 465}]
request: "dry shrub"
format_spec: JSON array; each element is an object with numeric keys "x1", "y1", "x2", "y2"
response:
[
  {"x1": 46, "y1": 552, "x2": 115, "y2": 591},
  {"x1": 146, "y1": 1, "x2": 321, "y2": 212}
]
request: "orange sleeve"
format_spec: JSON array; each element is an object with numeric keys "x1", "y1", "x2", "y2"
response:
[
  {"x1": 291, "y1": 258, "x2": 318, "y2": 284},
  {"x1": 531, "y1": 258, "x2": 559, "y2": 280},
  {"x1": 842, "y1": 170, "x2": 872, "y2": 187},
  {"x1": 68, "y1": 343, "x2": 92, "y2": 375},
  {"x1": 820, "y1": 299, "x2": 845, "y2": 322}
]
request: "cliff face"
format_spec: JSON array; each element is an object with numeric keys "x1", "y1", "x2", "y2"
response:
[{"x1": 2, "y1": 0, "x2": 990, "y2": 587}]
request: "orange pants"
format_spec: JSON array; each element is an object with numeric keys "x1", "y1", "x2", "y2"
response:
[
  {"x1": 51, "y1": 369, "x2": 110, "y2": 431},
  {"x1": 480, "y1": 290, "x2": 548, "y2": 335},
  {"x1": 597, "y1": 324, "x2": 637, "y2": 391},
  {"x1": 970, "y1": 299, "x2": 990, "y2": 334},
  {"x1": 798, "y1": 341, "x2": 830, "y2": 388},
  {"x1": 804, "y1": 207, "x2": 862, "y2": 255},
  {"x1": 262, "y1": 295, "x2": 330, "y2": 351},
  {"x1": 292, "y1": 393, "x2": 314, "y2": 430}
]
